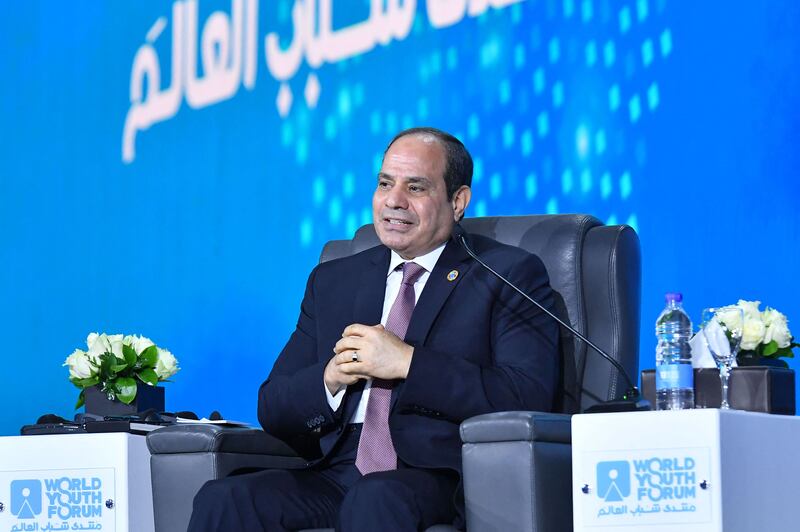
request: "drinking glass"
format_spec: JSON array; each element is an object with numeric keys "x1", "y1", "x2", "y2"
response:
[{"x1": 700, "y1": 307, "x2": 744, "y2": 409}]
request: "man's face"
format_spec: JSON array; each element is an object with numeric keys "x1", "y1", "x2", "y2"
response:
[{"x1": 372, "y1": 135, "x2": 458, "y2": 259}]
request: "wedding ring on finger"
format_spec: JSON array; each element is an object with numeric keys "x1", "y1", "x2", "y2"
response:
[{"x1": 351, "y1": 351, "x2": 359, "y2": 363}]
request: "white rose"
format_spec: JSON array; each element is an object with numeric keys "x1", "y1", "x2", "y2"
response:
[
  {"x1": 86, "y1": 332, "x2": 99, "y2": 347},
  {"x1": 64, "y1": 349, "x2": 97, "y2": 380},
  {"x1": 716, "y1": 307, "x2": 743, "y2": 333},
  {"x1": 155, "y1": 348, "x2": 179, "y2": 380},
  {"x1": 107, "y1": 334, "x2": 124, "y2": 358},
  {"x1": 129, "y1": 335, "x2": 155, "y2": 355},
  {"x1": 763, "y1": 309, "x2": 792, "y2": 349},
  {"x1": 737, "y1": 300, "x2": 762, "y2": 320},
  {"x1": 86, "y1": 333, "x2": 111, "y2": 358},
  {"x1": 741, "y1": 317, "x2": 766, "y2": 351}
]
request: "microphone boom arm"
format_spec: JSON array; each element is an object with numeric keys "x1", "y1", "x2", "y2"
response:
[{"x1": 455, "y1": 232, "x2": 640, "y2": 401}]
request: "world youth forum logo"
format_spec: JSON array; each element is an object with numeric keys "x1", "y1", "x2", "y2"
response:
[
  {"x1": 596, "y1": 461, "x2": 631, "y2": 502},
  {"x1": 10, "y1": 479, "x2": 42, "y2": 519},
  {"x1": 596, "y1": 455, "x2": 698, "y2": 504}
]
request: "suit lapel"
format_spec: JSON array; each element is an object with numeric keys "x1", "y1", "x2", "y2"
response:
[
  {"x1": 404, "y1": 240, "x2": 473, "y2": 346},
  {"x1": 353, "y1": 246, "x2": 390, "y2": 325},
  {"x1": 392, "y1": 240, "x2": 474, "y2": 407},
  {"x1": 342, "y1": 246, "x2": 390, "y2": 423}
]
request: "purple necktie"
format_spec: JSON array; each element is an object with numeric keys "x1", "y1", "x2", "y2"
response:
[{"x1": 355, "y1": 261, "x2": 426, "y2": 475}]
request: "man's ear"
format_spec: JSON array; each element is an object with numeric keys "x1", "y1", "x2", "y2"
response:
[{"x1": 451, "y1": 186, "x2": 472, "y2": 222}]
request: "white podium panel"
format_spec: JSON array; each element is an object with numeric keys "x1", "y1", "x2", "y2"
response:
[
  {"x1": 572, "y1": 409, "x2": 800, "y2": 532},
  {"x1": 0, "y1": 433, "x2": 153, "y2": 532}
]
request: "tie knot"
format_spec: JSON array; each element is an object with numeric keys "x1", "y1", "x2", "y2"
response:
[{"x1": 400, "y1": 261, "x2": 426, "y2": 286}]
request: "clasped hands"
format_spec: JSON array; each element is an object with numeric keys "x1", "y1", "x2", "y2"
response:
[{"x1": 323, "y1": 323, "x2": 414, "y2": 395}]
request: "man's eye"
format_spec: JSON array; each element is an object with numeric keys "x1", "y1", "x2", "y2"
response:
[
  {"x1": 378, "y1": 181, "x2": 391, "y2": 189},
  {"x1": 409, "y1": 185, "x2": 424, "y2": 192}
]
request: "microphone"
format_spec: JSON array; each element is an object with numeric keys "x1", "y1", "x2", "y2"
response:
[{"x1": 452, "y1": 223, "x2": 649, "y2": 413}]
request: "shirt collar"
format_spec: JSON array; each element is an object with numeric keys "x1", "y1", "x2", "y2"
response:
[{"x1": 387, "y1": 242, "x2": 447, "y2": 277}]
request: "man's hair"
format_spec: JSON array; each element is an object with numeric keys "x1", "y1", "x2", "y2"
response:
[{"x1": 384, "y1": 127, "x2": 473, "y2": 199}]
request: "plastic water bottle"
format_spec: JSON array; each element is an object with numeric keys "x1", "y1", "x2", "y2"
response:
[{"x1": 655, "y1": 292, "x2": 694, "y2": 410}]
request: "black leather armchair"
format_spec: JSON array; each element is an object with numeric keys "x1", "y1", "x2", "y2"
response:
[{"x1": 147, "y1": 214, "x2": 641, "y2": 532}]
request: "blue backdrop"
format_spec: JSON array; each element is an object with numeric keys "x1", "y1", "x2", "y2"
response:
[{"x1": 1, "y1": 0, "x2": 798, "y2": 435}]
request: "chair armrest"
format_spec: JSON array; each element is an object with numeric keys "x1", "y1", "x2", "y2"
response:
[
  {"x1": 460, "y1": 411, "x2": 573, "y2": 532},
  {"x1": 146, "y1": 424, "x2": 299, "y2": 456},
  {"x1": 146, "y1": 425, "x2": 305, "y2": 532},
  {"x1": 460, "y1": 411, "x2": 571, "y2": 444}
]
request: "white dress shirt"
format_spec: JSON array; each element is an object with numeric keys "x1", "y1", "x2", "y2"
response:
[{"x1": 324, "y1": 242, "x2": 447, "y2": 422}]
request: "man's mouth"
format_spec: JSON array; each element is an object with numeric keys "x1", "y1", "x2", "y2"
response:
[{"x1": 385, "y1": 217, "x2": 413, "y2": 225}]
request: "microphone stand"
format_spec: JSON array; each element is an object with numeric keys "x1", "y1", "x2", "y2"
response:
[{"x1": 453, "y1": 224, "x2": 650, "y2": 413}]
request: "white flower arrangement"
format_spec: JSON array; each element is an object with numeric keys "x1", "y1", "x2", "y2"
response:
[
  {"x1": 715, "y1": 300, "x2": 798, "y2": 365},
  {"x1": 64, "y1": 333, "x2": 179, "y2": 408}
]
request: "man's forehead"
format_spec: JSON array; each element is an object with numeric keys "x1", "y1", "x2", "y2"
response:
[
  {"x1": 383, "y1": 135, "x2": 446, "y2": 169},
  {"x1": 409, "y1": 133, "x2": 438, "y2": 145},
  {"x1": 388, "y1": 132, "x2": 444, "y2": 154}
]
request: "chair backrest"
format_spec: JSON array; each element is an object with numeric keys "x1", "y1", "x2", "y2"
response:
[{"x1": 319, "y1": 214, "x2": 641, "y2": 413}]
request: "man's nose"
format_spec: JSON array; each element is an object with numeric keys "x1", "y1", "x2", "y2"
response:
[{"x1": 385, "y1": 185, "x2": 408, "y2": 208}]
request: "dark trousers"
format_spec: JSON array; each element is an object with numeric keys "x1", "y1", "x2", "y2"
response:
[{"x1": 187, "y1": 425, "x2": 460, "y2": 531}]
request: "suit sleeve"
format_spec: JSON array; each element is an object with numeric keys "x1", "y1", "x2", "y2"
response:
[
  {"x1": 257, "y1": 266, "x2": 342, "y2": 443},
  {"x1": 396, "y1": 253, "x2": 559, "y2": 422}
]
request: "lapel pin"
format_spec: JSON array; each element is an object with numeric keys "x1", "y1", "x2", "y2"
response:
[{"x1": 447, "y1": 270, "x2": 459, "y2": 282}]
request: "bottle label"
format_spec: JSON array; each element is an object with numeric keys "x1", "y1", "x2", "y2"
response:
[{"x1": 656, "y1": 363, "x2": 693, "y2": 390}]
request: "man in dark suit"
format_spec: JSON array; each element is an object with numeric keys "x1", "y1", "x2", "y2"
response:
[{"x1": 188, "y1": 127, "x2": 559, "y2": 531}]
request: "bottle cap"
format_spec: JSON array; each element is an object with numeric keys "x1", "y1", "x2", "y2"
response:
[{"x1": 665, "y1": 292, "x2": 683, "y2": 303}]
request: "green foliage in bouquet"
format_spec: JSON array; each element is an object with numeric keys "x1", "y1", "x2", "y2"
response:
[
  {"x1": 716, "y1": 301, "x2": 799, "y2": 368},
  {"x1": 64, "y1": 333, "x2": 179, "y2": 408}
]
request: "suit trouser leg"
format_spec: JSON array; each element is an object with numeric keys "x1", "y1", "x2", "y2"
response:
[
  {"x1": 336, "y1": 467, "x2": 460, "y2": 532},
  {"x1": 187, "y1": 424, "x2": 460, "y2": 532},
  {"x1": 187, "y1": 425, "x2": 363, "y2": 532},
  {"x1": 187, "y1": 468, "x2": 346, "y2": 532}
]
